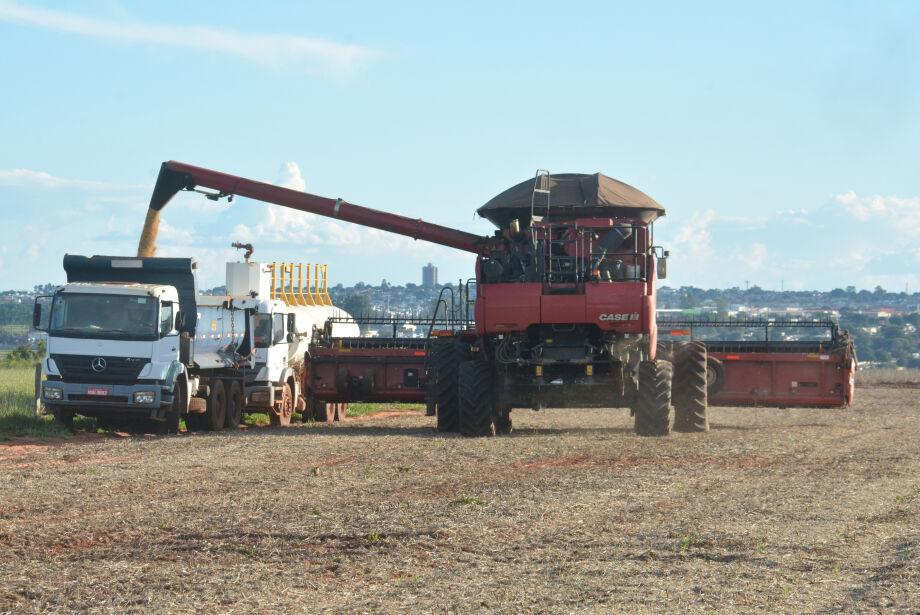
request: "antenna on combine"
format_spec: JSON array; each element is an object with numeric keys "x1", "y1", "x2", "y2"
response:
[{"x1": 231, "y1": 242, "x2": 254, "y2": 262}]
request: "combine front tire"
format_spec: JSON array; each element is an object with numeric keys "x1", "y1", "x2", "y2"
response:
[
  {"x1": 634, "y1": 360, "x2": 672, "y2": 437},
  {"x1": 458, "y1": 360, "x2": 495, "y2": 437},
  {"x1": 432, "y1": 341, "x2": 468, "y2": 433},
  {"x1": 673, "y1": 342, "x2": 709, "y2": 432}
]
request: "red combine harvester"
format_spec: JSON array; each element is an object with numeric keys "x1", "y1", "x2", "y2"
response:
[
  {"x1": 148, "y1": 162, "x2": 709, "y2": 437},
  {"x1": 658, "y1": 319, "x2": 856, "y2": 408}
]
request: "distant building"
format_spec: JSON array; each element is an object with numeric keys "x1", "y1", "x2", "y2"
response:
[{"x1": 422, "y1": 263, "x2": 438, "y2": 287}]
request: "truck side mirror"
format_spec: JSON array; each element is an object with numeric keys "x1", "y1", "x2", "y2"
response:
[
  {"x1": 174, "y1": 311, "x2": 186, "y2": 331},
  {"x1": 32, "y1": 296, "x2": 51, "y2": 331},
  {"x1": 658, "y1": 256, "x2": 668, "y2": 280},
  {"x1": 32, "y1": 303, "x2": 42, "y2": 330},
  {"x1": 287, "y1": 314, "x2": 296, "y2": 333}
]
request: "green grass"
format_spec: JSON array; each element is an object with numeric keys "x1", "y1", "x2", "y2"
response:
[
  {"x1": 0, "y1": 324, "x2": 29, "y2": 336},
  {"x1": 0, "y1": 366, "x2": 71, "y2": 439},
  {"x1": 345, "y1": 402, "x2": 424, "y2": 418}
]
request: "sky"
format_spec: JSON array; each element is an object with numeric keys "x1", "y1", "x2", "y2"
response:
[{"x1": 0, "y1": 0, "x2": 918, "y2": 292}]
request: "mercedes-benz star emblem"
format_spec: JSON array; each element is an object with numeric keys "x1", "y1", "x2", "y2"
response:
[{"x1": 91, "y1": 357, "x2": 107, "y2": 372}]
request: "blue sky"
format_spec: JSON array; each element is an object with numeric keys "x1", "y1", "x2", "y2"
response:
[{"x1": 0, "y1": 1, "x2": 918, "y2": 292}]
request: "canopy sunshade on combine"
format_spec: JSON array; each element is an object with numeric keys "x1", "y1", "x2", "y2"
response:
[{"x1": 477, "y1": 173, "x2": 665, "y2": 227}]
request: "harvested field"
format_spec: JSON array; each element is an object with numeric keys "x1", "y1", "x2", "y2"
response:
[{"x1": 1, "y1": 389, "x2": 918, "y2": 613}]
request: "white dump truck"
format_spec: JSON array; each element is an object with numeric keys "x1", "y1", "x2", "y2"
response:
[{"x1": 33, "y1": 254, "x2": 357, "y2": 433}]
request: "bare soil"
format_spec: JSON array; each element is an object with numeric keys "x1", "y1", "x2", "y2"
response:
[{"x1": 1, "y1": 389, "x2": 918, "y2": 614}]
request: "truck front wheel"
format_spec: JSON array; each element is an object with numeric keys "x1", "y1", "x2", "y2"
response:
[{"x1": 49, "y1": 405, "x2": 75, "y2": 431}]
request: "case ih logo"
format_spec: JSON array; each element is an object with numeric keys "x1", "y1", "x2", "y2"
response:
[{"x1": 599, "y1": 313, "x2": 640, "y2": 322}]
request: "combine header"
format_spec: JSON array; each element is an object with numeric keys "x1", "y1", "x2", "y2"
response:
[
  {"x1": 658, "y1": 319, "x2": 856, "y2": 408},
  {"x1": 148, "y1": 162, "x2": 705, "y2": 437}
]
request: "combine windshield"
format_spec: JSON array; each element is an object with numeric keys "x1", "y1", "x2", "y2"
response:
[{"x1": 49, "y1": 293, "x2": 158, "y2": 341}]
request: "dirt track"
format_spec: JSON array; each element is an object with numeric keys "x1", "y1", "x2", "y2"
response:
[{"x1": 1, "y1": 388, "x2": 918, "y2": 613}]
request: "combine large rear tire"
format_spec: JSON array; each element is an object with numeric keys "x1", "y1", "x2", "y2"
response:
[
  {"x1": 459, "y1": 360, "x2": 495, "y2": 437},
  {"x1": 432, "y1": 340, "x2": 468, "y2": 433},
  {"x1": 673, "y1": 342, "x2": 709, "y2": 432},
  {"x1": 634, "y1": 360, "x2": 672, "y2": 437}
]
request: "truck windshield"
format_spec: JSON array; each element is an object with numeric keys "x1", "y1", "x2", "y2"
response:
[{"x1": 49, "y1": 293, "x2": 158, "y2": 341}]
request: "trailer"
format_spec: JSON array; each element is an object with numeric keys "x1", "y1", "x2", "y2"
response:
[
  {"x1": 304, "y1": 288, "x2": 476, "y2": 420},
  {"x1": 657, "y1": 319, "x2": 856, "y2": 408}
]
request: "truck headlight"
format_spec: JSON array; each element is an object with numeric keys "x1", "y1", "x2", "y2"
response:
[
  {"x1": 44, "y1": 386, "x2": 63, "y2": 400},
  {"x1": 134, "y1": 391, "x2": 156, "y2": 405},
  {"x1": 250, "y1": 391, "x2": 270, "y2": 403}
]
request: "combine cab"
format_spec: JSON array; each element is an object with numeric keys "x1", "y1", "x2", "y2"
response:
[{"x1": 658, "y1": 320, "x2": 856, "y2": 408}]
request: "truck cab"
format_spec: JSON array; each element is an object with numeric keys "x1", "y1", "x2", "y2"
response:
[{"x1": 37, "y1": 281, "x2": 186, "y2": 424}]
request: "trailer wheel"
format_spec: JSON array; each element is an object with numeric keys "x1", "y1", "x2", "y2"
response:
[
  {"x1": 270, "y1": 383, "x2": 294, "y2": 426},
  {"x1": 313, "y1": 398, "x2": 332, "y2": 422},
  {"x1": 495, "y1": 409, "x2": 513, "y2": 436},
  {"x1": 432, "y1": 341, "x2": 469, "y2": 433},
  {"x1": 225, "y1": 380, "x2": 243, "y2": 429},
  {"x1": 673, "y1": 342, "x2": 709, "y2": 432},
  {"x1": 203, "y1": 380, "x2": 226, "y2": 431},
  {"x1": 634, "y1": 360, "x2": 672, "y2": 437},
  {"x1": 49, "y1": 405, "x2": 75, "y2": 431},
  {"x1": 459, "y1": 360, "x2": 495, "y2": 437},
  {"x1": 706, "y1": 357, "x2": 725, "y2": 395}
]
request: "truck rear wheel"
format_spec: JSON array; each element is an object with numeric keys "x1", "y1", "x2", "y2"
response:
[
  {"x1": 634, "y1": 360, "x2": 672, "y2": 437},
  {"x1": 432, "y1": 341, "x2": 468, "y2": 433},
  {"x1": 269, "y1": 383, "x2": 294, "y2": 426},
  {"x1": 225, "y1": 380, "x2": 243, "y2": 429},
  {"x1": 459, "y1": 360, "x2": 495, "y2": 437},
  {"x1": 673, "y1": 342, "x2": 709, "y2": 432},
  {"x1": 203, "y1": 380, "x2": 226, "y2": 431}
]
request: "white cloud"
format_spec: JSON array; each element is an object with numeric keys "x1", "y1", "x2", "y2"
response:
[
  {"x1": 670, "y1": 208, "x2": 715, "y2": 261},
  {"x1": 0, "y1": 1, "x2": 374, "y2": 77},
  {"x1": 735, "y1": 242, "x2": 767, "y2": 271},
  {"x1": 0, "y1": 168, "x2": 140, "y2": 191},
  {"x1": 834, "y1": 191, "x2": 920, "y2": 237},
  {"x1": 278, "y1": 162, "x2": 306, "y2": 192}
]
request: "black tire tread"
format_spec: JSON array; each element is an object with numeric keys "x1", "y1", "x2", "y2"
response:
[
  {"x1": 459, "y1": 360, "x2": 494, "y2": 437},
  {"x1": 673, "y1": 342, "x2": 709, "y2": 432},
  {"x1": 432, "y1": 341, "x2": 468, "y2": 433},
  {"x1": 634, "y1": 360, "x2": 672, "y2": 437}
]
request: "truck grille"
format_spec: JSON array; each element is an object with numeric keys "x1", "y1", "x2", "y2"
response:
[{"x1": 52, "y1": 354, "x2": 147, "y2": 384}]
